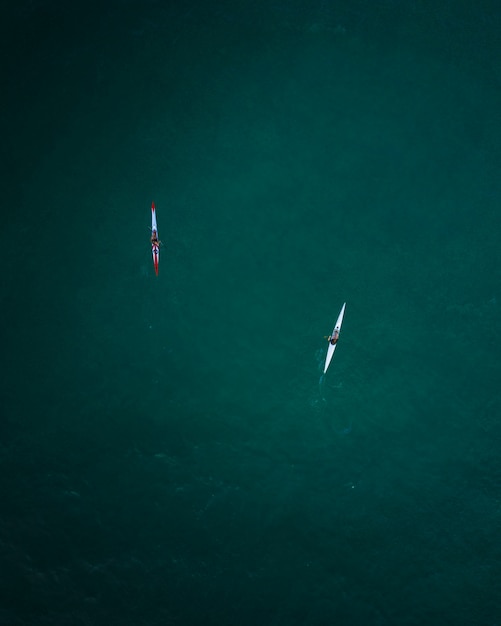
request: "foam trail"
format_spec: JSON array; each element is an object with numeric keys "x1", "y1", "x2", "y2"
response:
[
  {"x1": 338, "y1": 421, "x2": 352, "y2": 436},
  {"x1": 318, "y1": 374, "x2": 327, "y2": 405}
]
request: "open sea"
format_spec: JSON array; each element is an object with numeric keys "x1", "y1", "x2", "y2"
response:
[{"x1": 1, "y1": 1, "x2": 500, "y2": 624}]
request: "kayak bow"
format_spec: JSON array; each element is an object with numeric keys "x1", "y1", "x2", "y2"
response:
[
  {"x1": 323, "y1": 302, "x2": 346, "y2": 374},
  {"x1": 151, "y1": 201, "x2": 159, "y2": 276}
]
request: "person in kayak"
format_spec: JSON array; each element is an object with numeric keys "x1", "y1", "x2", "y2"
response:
[
  {"x1": 328, "y1": 330, "x2": 339, "y2": 345},
  {"x1": 151, "y1": 231, "x2": 161, "y2": 247}
]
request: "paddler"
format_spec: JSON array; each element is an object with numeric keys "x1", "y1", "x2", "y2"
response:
[
  {"x1": 328, "y1": 330, "x2": 339, "y2": 345},
  {"x1": 151, "y1": 231, "x2": 161, "y2": 247}
]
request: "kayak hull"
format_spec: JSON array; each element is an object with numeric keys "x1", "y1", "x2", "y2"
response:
[
  {"x1": 323, "y1": 302, "x2": 346, "y2": 374},
  {"x1": 151, "y1": 202, "x2": 159, "y2": 276},
  {"x1": 152, "y1": 246, "x2": 159, "y2": 276}
]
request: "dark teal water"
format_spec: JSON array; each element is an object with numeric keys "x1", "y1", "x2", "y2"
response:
[{"x1": 2, "y1": 1, "x2": 500, "y2": 624}]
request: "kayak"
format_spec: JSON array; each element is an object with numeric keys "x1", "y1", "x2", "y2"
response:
[
  {"x1": 323, "y1": 302, "x2": 346, "y2": 374},
  {"x1": 151, "y1": 201, "x2": 159, "y2": 276}
]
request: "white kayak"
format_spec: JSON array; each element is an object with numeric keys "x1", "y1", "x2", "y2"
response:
[{"x1": 323, "y1": 302, "x2": 346, "y2": 374}]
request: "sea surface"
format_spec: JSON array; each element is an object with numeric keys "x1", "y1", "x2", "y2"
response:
[{"x1": 1, "y1": 1, "x2": 500, "y2": 624}]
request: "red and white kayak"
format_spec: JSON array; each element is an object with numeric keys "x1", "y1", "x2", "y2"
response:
[
  {"x1": 323, "y1": 302, "x2": 346, "y2": 374},
  {"x1": 151, "y1": 201, "x2": 159, "y2": 276}
]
